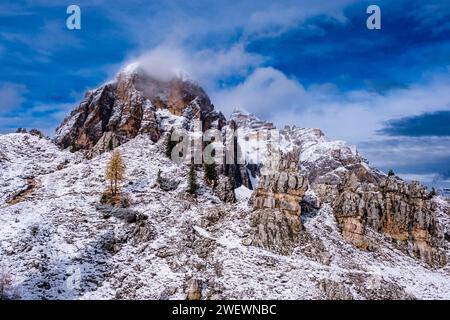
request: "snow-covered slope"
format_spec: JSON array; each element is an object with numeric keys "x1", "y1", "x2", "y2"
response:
[{"x1": 1, "y1": 133, "x2": 449, "y2": 299}]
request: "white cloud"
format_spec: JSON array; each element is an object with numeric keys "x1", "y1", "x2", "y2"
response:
[
  {"x1": 211, "y1": 66, "x2": 450, "y2": 143},
  {"x1": 212, "y1": 67, "x2": 307, "y2": 118},
  {"x1": 122, "y1": 43, "x2": 264, "y2": 88},
  {"x1": 0, "y1": 83, "x2": 27, "y2": 113},
  {"x1": 208, "y1": 65, "x2": 450, "y2": 185}
]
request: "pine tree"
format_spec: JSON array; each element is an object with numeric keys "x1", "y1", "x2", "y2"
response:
[
  {"x1": 187, "y1": 163, "x2": 198, "y2": 197},
  {"x1": 228, "y1": 173, "x2": 237, "y2": 202},
  {"x1": 204, "y1": 162, "x2": 218, "y2": 187},
  {"x1": 157, "y1": 169, "x2": 163, "y2": 184},
  {"x1": 387, "y1": 169, "x2": 395, "y2": 177},
  {"x1": 108, "y1": 139, "x2": 114, "y2": 151},
  {"x1": 105, "y1": 150, "x2": 126, "y2": 196}
]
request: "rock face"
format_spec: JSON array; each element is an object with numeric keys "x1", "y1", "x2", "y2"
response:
[
  {"x1": 280, "y1": 126, "x2": 378, "y2": 203},
  {"x1": 250, "y1": 150, "x2": 308, "y2": 254},
  {"x1": 333, "y1": 173, "x2": 447, "y2": 266},
  {"x1": 221, "y1": 110, "x2": 277, "y2": 190},
  {"x1": 185, "y1": 279, "x2": 203, "y2": 300},
  {"x1": 49, "y1": 65, "x2": 448, "y2": 271},
  {"x1": 214, "y1": 175, "x2": 236, "y2": 203},
  {"x1": 54, "y1": 67, "x2": 225, "y2": 153}
]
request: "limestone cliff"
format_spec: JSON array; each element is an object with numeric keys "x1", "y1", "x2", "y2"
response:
[
  {"x1": 333, "y1": 172, "x2": 447, "y2": 266},
  {"x1": 250, "y1": 150, "x2": 308, "y2": 254},
  {"x1": 54, "y1": 67, "x2": 225, "y2": 154}
]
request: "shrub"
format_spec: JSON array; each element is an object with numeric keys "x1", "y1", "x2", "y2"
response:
[
  {"x1": 100, "y1": 190, "x2": 131, "y2": 208},
  {"x1": 29, "y1": 128, "x2": 44, "y2": 138}
]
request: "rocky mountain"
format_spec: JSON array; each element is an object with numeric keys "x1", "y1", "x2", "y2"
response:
[
  {"x1": 54, "y1": 65, "x2": 225, "y2": 156},
  {"x1": 1, "y1": 65, "x2": 449, "y2": 300}
]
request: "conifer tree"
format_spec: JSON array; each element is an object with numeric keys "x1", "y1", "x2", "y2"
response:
[
  {"x1": 204, "y1": 162, "x2": 218, "y2": 187},
  {"x1": 430, "y1": 187, "x2": 437, "y2": 197},
  {"x1": 105, "y1": 150, "x2": 126, "y2": 196},
  {"x1": 228, "y1": 174, "x2": 236, "y2": 200},
  {"x1": 187, "y1": 163, "x2": 198, "y2": 197},
  {"x1": 157, "y1": 169, "x2": 163, "y2": 184},
  {"x1": 108, "y1": 139, "x2": 114, "y2": 151},
  {"x1": 387, "y1": 169, "x2": 395, "y2": 177}
]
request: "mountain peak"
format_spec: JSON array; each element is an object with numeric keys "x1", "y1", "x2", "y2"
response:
[
  {"x1": 54, "y1": 66, "x2": 224, "y2": 153},
  {"x1": 118, "y1": 59, "x2": 192, "y2": 83}
]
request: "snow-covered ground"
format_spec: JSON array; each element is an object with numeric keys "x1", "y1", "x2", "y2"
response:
[{"x1": 1, "y1": 133, "x2": 449, "y2": 300}]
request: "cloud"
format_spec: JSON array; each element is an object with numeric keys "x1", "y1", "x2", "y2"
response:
[
  {"x1": 379, "y1": 111, "x2": 450, "y2": 137},
  {"x1": 123, "y1": 43, "x2": 264, "y2": 87},
  {"x1": 0, "y1": 20, "x2": 83, "y2": 58},
  {"x1": 358, "y1": 136, "x2": 450, "y2": 188},
  {"x1": 242, "y1": 1, "x2": 351, "y2": 40},
  {"x1": 212, "y1": 67, "x2": 307, "y2": 118},
  {"x1": 2, "y1": 0, "x2": 449, "y2": 188},
  {"x1": 207, "y1": 63, "x2": 450, "y2": 187},
  {"x1": 211, "y1": 64, "x2": 450, "y2": 139},
  {"x1": 101, "y1": 0, "x2": 357, "y2": 48},
  {"x1": 0, "y1": 83, "x2": 27, "y2": 113}
]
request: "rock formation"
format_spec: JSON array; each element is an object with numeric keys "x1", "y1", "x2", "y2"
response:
[
  {"x1": 333, "y1": 172, "x2": 447, "y2": 266},
  {"x1": 185, "y1": 279, "x2": 203, "y2": 300},
  {"x1": 250, "y1": 150, "x2": 309, "y2": 254},
  {"x1": 280, "y1": 126, "x2": 378, "y2": 203},
  {"x1": 54, "y1": 66, "x2": 225, "y2": 154},
  {"x1": 50, "y1": 64, "x2": 448, "y2": 268}
]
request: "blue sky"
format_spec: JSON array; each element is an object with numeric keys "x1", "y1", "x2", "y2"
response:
[{"x1": 1, "y1": 0, "x2": 450, "y2": 187}]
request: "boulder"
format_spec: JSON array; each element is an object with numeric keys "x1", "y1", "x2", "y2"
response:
[
  {"x1": 185, "y1": 279, "x2": 203, "y2": 300},
  {"x1": 95, "y1": 204, "x2": 147, "y2": 223}
]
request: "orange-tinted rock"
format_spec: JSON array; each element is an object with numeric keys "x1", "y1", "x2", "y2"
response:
[{"x1": 55, "y1": 68, "x2": 225, "y2": 153}]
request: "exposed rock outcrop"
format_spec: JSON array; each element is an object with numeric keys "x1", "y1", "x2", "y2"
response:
[
  {"x1": 280, "y1": 126, "x2": 379, "y2": 203},
  {"x1": 95, "y1": 204, "x2": 148, "y2": 223},
  {"x1": 54, "y1": 67, "x2": 225, "y2": 153},
  {"x1": 333, "y1": 172, "x2": 447, "y2": 266},
  {"x1": 185, "y1": 279, "x2": 203, "y2": 300},
  {"x1": 250, "y1": 150, "x2": 308, "y2": 254},
  {"x1": 214, "y1": 175, "x2": 236, "y2": 203}
]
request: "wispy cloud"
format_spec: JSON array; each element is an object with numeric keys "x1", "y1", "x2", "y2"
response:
[{"x1": 123, "y1": 43, "x2": 265, "y2": 87}]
